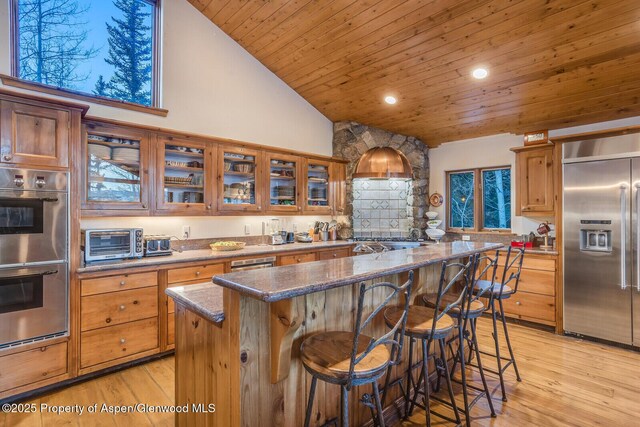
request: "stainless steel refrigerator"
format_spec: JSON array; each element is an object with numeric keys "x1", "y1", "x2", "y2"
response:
[{"x1": 564, "y1": 134, "x2": 640, "y2": 346}]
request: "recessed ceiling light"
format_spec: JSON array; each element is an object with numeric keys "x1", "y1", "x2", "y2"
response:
[
  {"x1": 472, "y1": 67, "x2": 489, "y2": 79},
  {"x1": 384, "y1": 95, "x2": 397, "y2": 105}
]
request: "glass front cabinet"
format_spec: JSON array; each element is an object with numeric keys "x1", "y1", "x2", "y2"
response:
[
  {"x1": 218, "y1": 146, "x2": 263, "y2": 212},
  {"x1": 304, "y1": 159, "x2": 333, "y2": 213},
  {"x1": 82, "y1": 122, "x2": 150, "y2": 213},
  {"x1": 155, "y1": 137, "x2": 214, "y2": 214},
  {"x1": 264, "y1": 153, "x2": 302, "y2": 213}
]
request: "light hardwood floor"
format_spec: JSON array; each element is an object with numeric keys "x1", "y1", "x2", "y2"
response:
[{"x1": 2, "y1": 319, "x2": 639, "y2": 426}]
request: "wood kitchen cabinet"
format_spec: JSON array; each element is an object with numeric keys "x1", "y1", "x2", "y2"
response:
[
  {"x1": 0, "y1": 98, "x2": 74, "y2": 169},
  {"x1": 218, "y1": 145, "x2": 263, "y2": 212},
  {"x1": 495, "y1": 252, "x2": 556, "y2": 327},
  {"x1": 303, "y1": 159, "x2": 333, "y2": 213},
  {"x1": 155, "y1": 136, "x2": 215, "y2": 214},
  {"x1": 264, "y1": 152, "x2": 303, "y2": 213},
  {"x1": 82, "y1": 122, "x2": 151, "y2": 214},
  {"x1": 330, "y1": 161, "x2": 347, "y2": 214},
  {"x1": 513, "y1": 144, "x2": 555, "y2": 216},
  {"x1": 79, "y1": 271, "x2": 159, "y2": 374}
]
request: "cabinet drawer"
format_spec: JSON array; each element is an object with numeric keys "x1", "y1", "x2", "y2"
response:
[
  {"x1": 498, "y1": 254, "x2": 555, "y2": 272},
  {"x1": 494, "y1": 268, "x2": 555, "y2": 296},
  {"x1": 167, "y1": 264, "x2": 224, "y2": 284},
  {"x1": 80, "y1": 318, "x2": 158, "y2": 368},
  {"x1": 501, "y1": 292, "x2": 555, "y2": 323},
  {"x1": 82, "y1": 271, "x2": 158, "y2": 296},
  {"x1": 279, "y1": 252, "x2": 317, "y2": 266},
  {"x1": 81, "y1": 287, "x2": 158, "y2": 332},
  {"x1": 317, "y1": 248, "x2": 351, "y2": 261},
  {"x1": 0, "y1": 342, "x2": 67, "y2": 393},
  {"x1": 167, "y1": 313, "x2": 175, "y2": 346}
]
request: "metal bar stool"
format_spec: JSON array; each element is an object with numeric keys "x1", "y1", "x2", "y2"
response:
[
  {"x1": 382, "y1": 256, "x2": 479, "y2": 426},
  {"x1": 422, "y1": 252, "x2": 498, "y2": 427},
  {"x1": 301, "y1": 271, "x2": 414, "y2": 427},
  {"x1": 471, "y1": 246, "x2": 525, "y2": 402}
]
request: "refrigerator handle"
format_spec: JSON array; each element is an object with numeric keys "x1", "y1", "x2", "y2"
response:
[
  {"x1": 636, "y1": 183, "x2": 640, "y2": 292},
  {"x1": 621, "y1": 184, "x2": 628, "y2": 290}
]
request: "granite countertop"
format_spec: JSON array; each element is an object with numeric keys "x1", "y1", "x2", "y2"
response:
[
  {"x1": 213, "y1": 241, "x2": 503, "y2": 303},
  {"x1": 166, "y1": 283, "x2": 225, "y2": 324},
  {"x1": 78, "y1": 240, "x2": 355, "y2": 273}
]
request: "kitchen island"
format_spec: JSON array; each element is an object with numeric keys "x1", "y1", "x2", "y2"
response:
[{"x1": 167, "y1": 241, "x2": 502, "y2": 427}]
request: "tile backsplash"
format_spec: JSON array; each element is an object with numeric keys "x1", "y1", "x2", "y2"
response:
[{"x1": 352, "y1": 179, "x2": 413, "y2": 238}]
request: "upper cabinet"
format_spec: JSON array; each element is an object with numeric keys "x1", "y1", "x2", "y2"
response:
[
  {"x1": 0, "y1": 99, "x2": 71, "y2": 169},
  {"x1": 264, "y1": 152, "x2": 302, "y2": 213},
  {"x1": 513, "y1": 144, "x2": 555, "y2": 216},
  {"x1": 82, "y1": 122, "x2": 150, "y2": 213},
  {"x1": 330, "y1": 162, "x2": 347, "y2": 215},
  {"x1": 156, "y1": 137, "x2": 214, "y2": 214},
  {"x1": 218, "y1": 146, "x2": 263, "y2": 212},
  {"x1": 304, "y1": 159, "x2": 332, "y2": 213}
]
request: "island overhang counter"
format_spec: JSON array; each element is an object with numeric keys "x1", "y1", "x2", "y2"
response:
[{"x1": 166, "y1": 241, "x2": 503, "y2": 427}]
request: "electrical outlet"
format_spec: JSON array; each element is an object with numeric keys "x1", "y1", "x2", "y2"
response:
[
  {"x1": 293, "y1": 223, "x2": 298, "y2": 232},
  {"x1": 182, "y1": 225, "x2": 190, "y2": 239},
  {"x1": 244, "y1": 224, "x2": 251, "y2": 235},
  {"x1": 461, "y1": 235, "x2": 471, "y2": 241}
]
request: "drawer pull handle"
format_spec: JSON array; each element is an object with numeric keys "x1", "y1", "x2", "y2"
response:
[
  {"x1": 195, "y1": 271, "x2": 201, "y2": 276},
  {"x1": 119, "y1": 305, "x2": 126, "y2": 311},
  {"x1": 120, "y1": 280, "x2": 126, "y2": 286},
  {"x1": 106, "y1": 317, "x2": 112, "y2": 324},
  {"x1": 333, "y1": 253, "x2": 337, "y2": 257},
  {"x1": 515, "y1": 301, "x2": 521, "y2": 305},
  {"x1": 120, "y1": 338, "x2": 126, "y2": 344}
]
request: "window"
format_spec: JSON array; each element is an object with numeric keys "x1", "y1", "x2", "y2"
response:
[
  {"x1": 447, "y1": 166, "x2": 511, "y2": 231},
  {"x1": 11, "y1": 0, "x2": 159, "y2": 107},
  {"x1": 448, "y1": 171, "x2": 475, "y2": 228}
]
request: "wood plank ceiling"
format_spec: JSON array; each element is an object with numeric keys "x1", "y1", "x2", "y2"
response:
[{"x1": 188, "y1": 0, "x2": 640, "y2": 147}]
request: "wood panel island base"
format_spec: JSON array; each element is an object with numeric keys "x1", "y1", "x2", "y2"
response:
[{"x1": 167, "y1": 242, "x2": 502, "y2": 427}]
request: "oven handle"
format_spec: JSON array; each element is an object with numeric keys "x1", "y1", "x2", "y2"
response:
[
  {"x1": 0, "y1": 269, "x2": 58, "y2": 279},
  {"x1": 39, "y1": 197, "x2": 59, "y2": 202}
]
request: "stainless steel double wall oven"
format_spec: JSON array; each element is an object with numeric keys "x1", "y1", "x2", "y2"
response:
[{"x1": 0, "y1": 168, "x2": 68, "y2": 347}]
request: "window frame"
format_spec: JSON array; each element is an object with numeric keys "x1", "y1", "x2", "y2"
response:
[
  {"x1": 446, "y1": 165, "x2": 512, "y2": 233},
  {"x1": 6, "y1": 0, "x2": 165, "y2": 116}
]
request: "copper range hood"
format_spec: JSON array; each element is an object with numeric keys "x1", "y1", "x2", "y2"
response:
[{"x1": 353, "y1": 147, "x2": 413, "y2": 179}]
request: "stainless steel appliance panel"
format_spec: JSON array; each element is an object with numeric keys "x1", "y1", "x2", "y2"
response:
[
  {"x1": 564, "y1": 159, "x2": 632, "y2": 344},
  {"x1": 0, "y1": 262, "x2": 67, "y2": 346},
  {"x1": 0, "y1": 171, "x2": 68, "y2": 265},
  {"x1": 230, "y1": 256, "x2": 276, "y2": 272},
  {"x1": 564, "y1": 133, "x2": 640, "y2": 162},
  {"x1": 632, "y1": 158, "x2": 640, "y2": 346}
]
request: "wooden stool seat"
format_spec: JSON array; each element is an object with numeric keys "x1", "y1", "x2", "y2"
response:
[
  {"x1": 474, "y1": 279, "x2": 513, "y2": 299},
  {"x1": 384, "y1": 305, "x2": 454, "y2": 339},
  {"x1": 300, "y1": 331, "x2": 391, "y2": 381},
  {"x1": 422, "y1": 293, "x2": 486, "y2": 318}
]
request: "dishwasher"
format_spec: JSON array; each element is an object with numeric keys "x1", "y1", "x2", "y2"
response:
[{"x1": 230, "y1": 256, "x2": 276, "y2": 272}]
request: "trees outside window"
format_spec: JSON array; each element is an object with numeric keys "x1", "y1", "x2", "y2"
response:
[
  {"x1": 13, "y1": 0, "x2": 157, "y2": 107},
  {"x1": 449, "y1": 171, "x2": 475, "y2": 228},
  {"x1": 447, "y1": 167, "x2": 511, "y2": 231}
]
